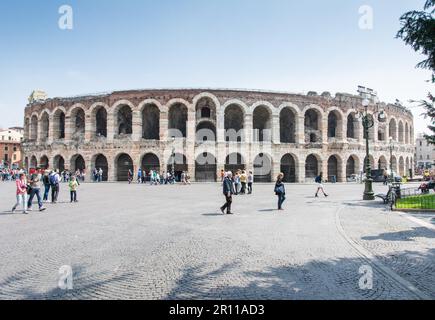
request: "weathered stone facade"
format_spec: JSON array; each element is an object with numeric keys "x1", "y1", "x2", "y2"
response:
[{"x1": 22, "y1": 89, "x2": 415, "y2": 182}]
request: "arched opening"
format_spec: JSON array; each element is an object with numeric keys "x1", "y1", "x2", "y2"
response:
[
  {"x1": 24, "y1": 157, "x2": 29, "y2": 171},
  {"x1": 142, "y1": 104, "x2": 160, "y2": 140},
  {"x1": 280, "y1": 108, "x2": 296, "y2": 143},
  {"x1": 196, "y1": 121, "x2": 216, "y2": 142},
  {"x1": 405, "y1": 123, "x2": 409, "y2": 144},
  {"x1": 40, "y1": 155, "x2": 49, "y2": 170},
  {"x1": 305, "y1": 154, "x2": 320, "y2": 179},
  {"x1": 95, "y1": 107, "x2": 107, "y2": 137},
  {"x1": 117, "y1": 105, "x2": 133, "y2": 135},
  {"x1": 280, "y1": 154, "x2": 296, "y2": 183},
  {"x1": 71, "y1": 154, "x2": 86, "y2": 173},
  {"x1": 196, "y1": 97, "x2": 216, "y2": 120},
  {"x1": 254, "y1": 153, "x2": 272, "y2": 182},
  {"x1": 253, "y1": 106, "x2": 271, "y2": 142},
  {"x1": 405, "y1": 157, "x2": 410, "y2": 176},
  {"x1": 53, "y1": 155, "x2": 65, "y2": 172},
  {"x1": 398, "y1": 121, "x2": 404, "y2": 143},
  {"x1": 30, "y1": 115, "x2": 38, "y2": 141},
  {"x1": 378, "y1": 128, "x2": 386, "y2": 141},
  {"x1": 363, "y1": 114, "x2": 375, "y2": 141},
  {"x1": 346, "y1": 156, "x2": 357, "y2": 179},
  {"x1": 53, "y1": 110, "x2": 65, "y2": 139},
  {"x1": 141, "y1": 153, "x2": 160, "y2": 174},
  {"x1": 225, "y1": 104, "x2": 244, "y2": 142},
  {"x1": 389, "y1": 119, "x2": 397, "y2": 141},
  {"x1": 327, "y1": 111, "x2": 342, "y2": 139},
  {"x1": 71, "y1": 108, "x2": 85, "y2": 140},
  {"x1": 116, "y1": 153, "x2": 134, "y2": 181},
  {"x1": 305, "y1": 109, "x2": 321, "y2": 143},
  {"x1": 167, "y1": 153, "x2": 188, "y2": 182},
  {"x1": 168, "y1": 103, "x2": 188, "y2": 138},
  {"x1": 225, "y1": 153, "x2": 245, "y2": 174},
  {"x1": 391, "y1": 156, "x2": 398, "y2": 173},
  {"x1": 40, "y1": 113, "x2": 49, "y2": 141},
  {"x1": 378, "y1": 156, "x2": 388, "y2": 170},
  {"x1": 94, "y1": 154, "x2": 108, "y2": 181},
  {"x1": 30, "y1": 156, "x2": 37, "y2": 169},
  {"x1": 24, "y1": 118, "x2": 30, "y2": 141},
  {"x1": 195, "y1": 152, "x2": 217, "y2": 182},
  {"x1": 347, "y1": 113, "x2": 356, "y2": 139},
  {"x1": 327, "y1": 155, "x2": 339, "y2": 182}
]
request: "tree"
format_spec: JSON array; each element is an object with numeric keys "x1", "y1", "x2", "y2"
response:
[{"x1": 397, "y1": 0, "x2": 435, "y2": 144}]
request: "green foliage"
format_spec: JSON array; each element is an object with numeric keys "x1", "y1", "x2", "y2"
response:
[
  {"x1": 396, "y1": 193, "x2": 435, "y2": 210},
  {"x1": 397, "y1": 0, "x2": 435, "y2": 144}
]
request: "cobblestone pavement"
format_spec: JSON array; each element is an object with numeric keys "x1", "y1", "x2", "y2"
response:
[{"x1": 0, "y1": 181, "x2": 433, "y2": 300}]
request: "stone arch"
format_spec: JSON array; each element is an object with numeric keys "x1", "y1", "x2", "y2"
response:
[
  {"x1": 141, "y1": 153, "x2": 161, "y2": 173},
  {"x1": 398, "y1": 121, "x2": 404, "y2": 143},
  {"x1": 196, "y1": 120, "x2": 216, "y2": 142},
  {"x1": 405, "y1": 157, "x2": 410, "y2": 176},
  {"x1": 389, "y1": 118, "x2": 397, "y2": 141},
  {"x1": 116, "y1": 104, "x2": 133, "y2": 135},
  {"x1": 53, "y1": 155, "x2": 65, "y2": 172},
  {"x1": 89, "y1": 103, "x2": 109, "y2": 138},
  {"x1": 70, "y1": 105, "x2": 86, "y2": 140},
  {"x1": 327, "y1": 108, "x2": 344, "y2": 139},
  {"x1": 224, "y1": 103, "x2": 245, "y2": 142},
  {"x1": 115, "y1": 153, "x2": 134, "y2": 181},
  {"x1": 195, "y1": 95, "x2": 217, "y2": 121},
  {"x1": 253, "y1": 153, "x2": 272, "y2": 182},
  {"x1": 39, "y1": 155, "x2": 49, "y2": 170},
  {"x1": 24, "y1": 117, "x2": 30, "y2": 140},
  {"x1": 346, "y1": 155, "x2": 360, "y2": 178},
  {"x1": 195, "y1": 152, "x2": 217, "y2": 182},
  {"x1": 40, "y1": 111, "x2": 50, "y2": 141},
  {"x1": 30, "y1": 155, "x2": 38, "y2": 169},
  {"x1": 30, "y1": 114, "x2": 38, "y2": 141},
  {"x1": 405, "y1": 123, "x2": 409, "y2": 144},
  {"x1": 225, "y1": 153, "x2": 245, "y2": 174},
  {"x1": 399, "y1": 156, "x2": 405, "y2": 176},
  {"x1": 280, "y1": 107, "x2": 296, "y2": 143},
  {"x1": 327, "y1": 155, "x2": 343, "y2": 182},
  {"x1": 305, "y1": 154, "x2": 322, "y2": 179},
  {"x1": 280, "y1": 153, "x2": 298, "y2": 183},
  {"x1": 253, "y1": 104, "x2": 272, "y2": 142},
  {"x1": 391, "y1": 155, "x2": 398, "y2": 173},
  {"x1": 52, "y1": 108, "x2": 66, "y2": 139},
  {"x1": 141, "y1": 103, "x2": 160, "y2": 140},
  {"x1": 304, "y1": 106, "x2": 323, "y2": 143},
  {"x1": 70, "y1": 154, "x2": 86, "y2": 173},
  {"x1": 168, "y1": 102, "x2": 188, "y2": 138},
  {"x1": 92, "y1": 154, "x2": 109, "y2": 181},
  {"x1": 378, "y1": 155, "x2": 388, "y2": 170}
]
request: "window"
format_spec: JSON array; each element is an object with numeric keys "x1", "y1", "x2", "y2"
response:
[
  {"x1": 420, "y1": 141, "x2": 422, "y2": 146},
  {"x1": 4, "y1": 146, "x2": 8, "y2": 151},
  {"x1": 13, "y1": 147, "x2": 17, "y2": 152},
  {"x1": 13, "y1": 154, "x2": 16, "y2": 160},
  {"x1": 4, "y1": 154, "x2": 8, "y2": 161}
]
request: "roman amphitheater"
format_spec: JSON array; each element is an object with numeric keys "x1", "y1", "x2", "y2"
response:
[{"x1": 22, "y1": 89, "x2": 415, "y2": 183}]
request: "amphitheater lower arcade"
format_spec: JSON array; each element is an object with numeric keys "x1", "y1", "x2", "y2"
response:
[{"x1": 22, "y1": 89, "x2": 415, "y2": 183}]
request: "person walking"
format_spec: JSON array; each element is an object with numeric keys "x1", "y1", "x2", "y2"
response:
[
  {"x1": 220, "y1": 172, "x2": 235, "y2": 215},
  {"x1": 247, "y1": 171, "x2": 254, "y2": 194},
  {"x1": 27, "y1": 172, "x2": 46, "y2": 212},
  {"x1": 98, "y1": 168, "x2": 103, "y2": 182},
  {"x1": 315, "y1": 172, "x2": 329, "y2": 198},
  {"x1": 234, "y1": 171, "x2": 241, "y2": 195},
  {"x1": 240, "y1": 170, "x2": 247, "y2": 195},
  {"x1": 274, "y1": 173, "x2": 286, "y2": 210},
  {"x1": 12, "y1": 173, "x2": 28, "y2": 214},
  {"x1": 50, "y1": 170, "x2": 61, "y2": 203},
  {"x1": 137, "y1": 168, "x2": 142, "y2": 184},
  {"x1": 128, "y1": 169, "x2": 133, "y2": 184},
  {"x1": 42, "y1": 170, "x2": 51, "y2": 203},
  {"x1": 69, "y1": 176, "x2": 79, "y2": 203}
]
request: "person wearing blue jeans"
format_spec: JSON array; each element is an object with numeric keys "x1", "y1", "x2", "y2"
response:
[
  {"x1": 27, "y1": 173, "x2": 46, "y2": 212},
  {"x1": 274, "y1": 173, "x2": 286, "y2": 211},
  {"x1": 42, "y1": 171, "x2": 51, "y2": 202}
]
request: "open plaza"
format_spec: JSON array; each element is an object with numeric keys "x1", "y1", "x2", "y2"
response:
[{"x1": 0, "y1": 181, "x2": 433, "y2": 300}]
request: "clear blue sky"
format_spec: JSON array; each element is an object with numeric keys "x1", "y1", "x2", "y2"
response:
[{"x1": 0, "y1": 0, "x2": 432, "y2": 133}]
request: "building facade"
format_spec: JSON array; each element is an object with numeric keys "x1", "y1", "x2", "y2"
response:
[
  {"x1": 0, "y1": 128, "x2": 24, "y2": 168},
  {"x1": 415, "y1": 133, "x2": 435, "y2": 170},
  {"x1": 22, "y1": 89, "x2": 415, "y2": 182}
]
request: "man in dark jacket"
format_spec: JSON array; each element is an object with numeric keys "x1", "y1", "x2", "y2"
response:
[{"x1": 220, "y1": 172, "x2": 235, "y2": 215}]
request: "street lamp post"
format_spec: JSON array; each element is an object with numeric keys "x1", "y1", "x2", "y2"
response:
[
  {"x1": 358, "y1": 98, "x2": 386, "y2": 200},
  {"x1": 171, "y1": 136, "x2": 175, "y2": 182}
]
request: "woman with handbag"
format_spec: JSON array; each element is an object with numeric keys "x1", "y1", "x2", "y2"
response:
[{"x1": 274, "y1": 173, "x2": 286, "y2": 211}]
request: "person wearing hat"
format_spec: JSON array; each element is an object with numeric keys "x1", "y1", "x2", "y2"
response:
[{"x1": 220, "y1": 171, "x2": 235, "y2": 215}]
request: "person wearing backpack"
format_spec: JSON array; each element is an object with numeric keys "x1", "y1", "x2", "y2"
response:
[
  {"x1": 42, "y1": 170, "x2": 51, "y2": 202},
  {"x1": 274, "y1": 173, "x2": 286, "y2": 211},
  {"x1": 50, "y1": 170, "x2": 61, "y2": 203},
  {"x1": 315, "y1": 172, "x2": 329, "y2": 198}
]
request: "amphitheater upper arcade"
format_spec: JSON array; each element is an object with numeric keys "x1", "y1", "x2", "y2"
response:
[{"x1": 22, "y1": 89, "x2": 415, "y2": 182}]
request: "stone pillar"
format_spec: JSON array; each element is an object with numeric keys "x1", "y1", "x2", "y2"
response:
[
  {"x1": 85, "y1": 113, "x2": 93, "y2": 141},
  {"x1": 297, "y1": 159, "x2": 306, "y2": 183},
  {"x1": 321, "y1": 116, "x2": 328, "y2": 144},
  {"x1": 245, "y1": 114, "x2": 253, "y2": 144},
  {"x1": 64, "y1": 116, "x2": 72, "y2": 141},
  {"x1": 48, "y1": 115, "x2": 54, "y2": 144},
  {"x1": 272, "y1": 114, "x2": 280, "y2": 145},
  {"x1": 160, "y1": 111, "x2": 168, "y2": 141},
  {"x1": 297, "y1": 115, "x2": 305, "y2": 144},
  {"x1": 107, "y1": 113, "x2": 115, "y2": 143},
  {"x1": 338, "y1": 158, "x2": 346, "y2": 182},
  {"x1": 132, "y1": 110, "x2": 142, "y2": 141}
]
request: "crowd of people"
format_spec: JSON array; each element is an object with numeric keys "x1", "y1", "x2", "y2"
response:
[
  {"x1": 8, "y1": 168, "x2": 82, "y2": 214},
  {"x1": 128, "y1": 169, "x2": 192, "y2": 185}
]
